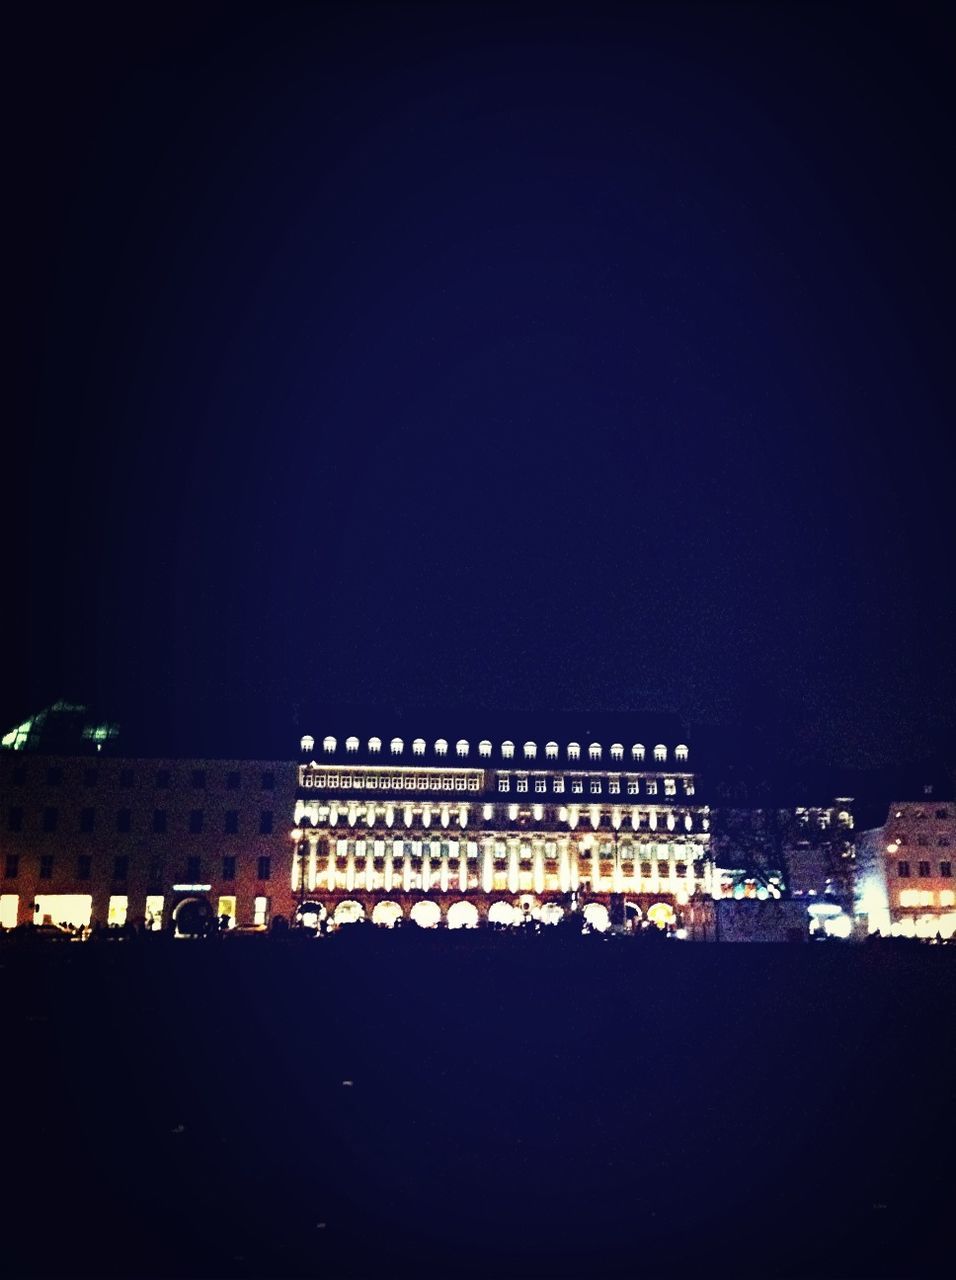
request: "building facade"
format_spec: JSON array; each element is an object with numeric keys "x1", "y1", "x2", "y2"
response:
[
  {"x1": 880, "y1": 792, "x2": 955, "y2": 938},
  {"x1": 291, "y1": 721, "x2": 712, "y2": 932}
]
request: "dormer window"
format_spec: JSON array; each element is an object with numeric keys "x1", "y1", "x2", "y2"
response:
[
  {"x1": 545, "y1": 741, "x2": 558, "y2": 759},
  {"x1": 390, "y1": 737, "x2": 404, "y2": 755},
  {"x1": 610, "y1": 743, "x2": 623, "y2": 761},
  {"x1": 413, "y1": 738, "x2": 426, "y2": 755},
  {"x1": 322, "y1": 736, "x2": 337, "y2": 753},
  {"x1": 502, "y1": 741, "x2": 515, "y2": 759},
  {"x1": 479, "y1": 740, "x2": 492, "y2": 757},
  {"x1": 345, "y1": 736, "x2": 359, "y2": 753},
  {"x1": 523, "y1": 741, "x2": 537, "y2": 759},
  {"x1": 654, "y1": 744, "x2": 667, "y2": 763},
  {"x1": 300, "y1": 735, "x2": 315, "y2": 753},
  {"x1": 632, "y1": 744, "x2": 645, "y2": 761},
  {"x1": 369, "y1": 737, "x2": 382, "y2": 753},
  {"x1": 568, "y1": 742, "x2": 580, "y2": 761},
  {"x1": 435, "y1": 739, "x2": 448, "y2": 756},
  {"x1": 675, "y1": 744, "x2": 688, "y2": 763},
  {"x1": 456, "y1": 739, "x2": 469, "y2": 757},
  {"x1": 589, "y1": 743, "x2": 602, "y2": 761}
]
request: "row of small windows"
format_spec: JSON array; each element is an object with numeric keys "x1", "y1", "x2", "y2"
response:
[
  {"x1": 3, "y1": 853, "x2": 272, "y2": 882},
  {"x1": 306, "y1": 736, "x2": 688, "y2": 764},
  {"x1": 499, "y1": 777, "x2": 693, "y2": 797},
  {"x1": 5, "y1": 807, "x2": 275, "y2": 835},
  {"x1": 8, "y1": 766, "x2": 277, "y2": 791},
  {"x1": 897, "y1": 860, "x2": 953, "y2": 879},
  {"x1": 892, "y1": 833, "x2": 951, "y2": 847}
]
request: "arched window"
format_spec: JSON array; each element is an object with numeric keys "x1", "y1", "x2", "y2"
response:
[
  {"x1": 479, "y1": 740, "x2": 492, "y2": 757},
  {"x1": 322, "y1": 736, "x2": 337, "y2": 753},
  {"x1": 456, "y1": 739, "x2": 469, "y2": 757},
  {"x1": 435, "y1": 739, "x2": 448, "y2": 755},
  {"x1": 412, "y1": 738, "x2": 426, "y2": 755},
  {"x1": 631, "y1": 744, "x2": 645, "y2": 761},
  {"x1": 523, "y1": 741, "x2": 537, "y2": 759},
  {"x1": 589, "y1": 743, "x2": 602, "y2": 760},
  {"x1": 545, "y1": 741, "x2": 559, "y2": 759},
  {"x1": 654, "y1": 744, "x2": 667, "y2": 762},
  {"x1": 568, "y1": 742, "x2": 580, "y2": 761},
  {"x1": 345, "y1": 736, "x2": 359, "y2": 753},
  {"x1": 675, "y1": 744, "x2": 688, "y2": 762},
  {"x1": 369, "y1": 737, "x2": 382, "y2": 753},
  {"x1": 390, "y1": 737, "x2": 404, "y2": 755},
  {"x1": 610, "y1": 743, "x2": 623, "y2": 760},
  {"x1": 300, "y1": 735, "x2": 315, "y2": 753},
  {"x1": 502, "y1": 741, "x2": 515, "y2": 759}
]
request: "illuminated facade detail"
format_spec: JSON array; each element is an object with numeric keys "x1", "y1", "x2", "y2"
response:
[
  {"x1": 855, "y1": 794, "x2": 956, "y2": 938},
  {"x1": 293, "y1": 721, "x2": 711, "y2": 929}
]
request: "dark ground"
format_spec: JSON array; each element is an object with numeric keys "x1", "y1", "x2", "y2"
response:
[{"x1": 2, "y1": 933, "x2": 953, "y2": 1279}]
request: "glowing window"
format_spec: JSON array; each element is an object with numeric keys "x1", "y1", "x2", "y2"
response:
[
  {"x1": 435, "y1": 739, "x2": 448, "y2": 756},
  {"x1": 675, "y1": 744, "x2": 688, "y2": 762},
  {"x1": 0, "y1": 894, "x2": 19, "y2": 929},
  {"x1": 568, "y1": 743, "x2": 580, "y2": 761},
  {"x1": 523, "y1": 741, "x2": 537, "y2": 759},
  {"x1": 456, "y1": 740, "x2": 469, "y2": 757},
  {"x1": 610, "y1": 743, "x2": 623, "y2": 760},
  {"x1": 300, "y1": 735, "x2": 315, "y2": 753},
  {"x1": 345, "y1": 736, "x2": 359, "y2": 753},
  {"x1": 145, "y1": 896, "x2": 164, "y2": 931},
  {"x1": 502, "y1": 741, "x2": 515, "y2": 759},
  {"x1": 517, "y1": 779, "x2": 528, "y2": 792},
  {"x1": 413, "y1": 739, "x2": 426, "y2": 755},
  {"x1": 654, "y1": 745, "x2": 667, "y2": 762},
  {"x1": 508, "y1": 804, "x2": 519, "y2": 821},
  {"x1": 369, "y1": 737, "x2": 382, "y2": 753},
  {"x1": 323, "y1": 736, "x2": 336, "y2": 753},
  {"x1": 498, "y1": 778, "x2": 510, "y2": 792},
  {"x1": 553, "y1": 778, "x2": 565, "y2": 793},
  {"x1": 479, "y1": 740, "x2": 492, "y2": 757},
  {"x1": 632, "y1": 744, "x2": 645, "y2": 761},
  {"x1": 253, "y1": 896, "x2": 270, "y2": 926},
  {"x1": 107, "y1": 895, "x2": 128, "y2": 927},
  {"x1": 390, "y1": 738, "x2": 404, "y2": 755},
  {"x1": 545, "y1": 741, "x2": 558, "y2": 759},
  {"x1": 589, "y1": 743, "x2": 602, "y2": 760}
]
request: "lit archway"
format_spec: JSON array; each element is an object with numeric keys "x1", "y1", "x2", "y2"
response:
[
  {"x1": 333, "y1": 900, "x2": 365, "y2": 927},
  {"x1": 173, "y1": 896, "x2": 213, "y2": 937},
  {"x1": 410, "y1": 901, "x2": 441, "y2": 929},
  {"x1": 647, "y1": 902, "x2": 676, "y2": 930},
  {"x1": 447, "y1": 901, "x2": 479, "y2": 930},
  {"x1": 583, "y1": 903, "x2": 610, "y2": 932},
  {"x1": 296, "y1": 901, "x2": 327, "y2": 929},
  {"x1": 488, "y1": 901, "x2": 520, "y2": 927},
  {"x1": 538, "y1": 903, "x2": 564, "y2": 926},
  {"x1": 372, "y1": 901, "x2": 403, "y2": 929}
]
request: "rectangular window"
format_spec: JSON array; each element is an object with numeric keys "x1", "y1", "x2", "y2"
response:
[
  {"x1": 935, "y1": 809, "x2": 949, "y2": 820},
  {"x1": 646, "y1": 781, "x2": 658, "y2": 796},
  {"x1": 627, "y1": 781, "x2": 639, "y2": 795},
  {"x1": 107, "y1": 895, "x2": 128, "y2": 927},
  {"x1": 155, "y1": 770, "x2": 171, "y2": 789},
  {"x1": 261, "y1": 771, "x2": 275, "y2": 791},
  {"x1": 217, "y1": 895, "x2": 236, "y2": 927},
  {"x1": 7, "y1": 807, "x2": 23, "y2": 832},
  {"x1": 664, "y1": 779, "x2": 676, "y2": 796},
  {"x1": 253, "y1": 896, "x2": 270, "y2": 927},
  {"x1": 47, "y1": 767, "x2": 63, "y2": 786},
  {"x1": 145, "y1": 895, "x2": 164, "y2": 931},
  {"x1": 919, "y1": 860, "x2": 931, "y2": 877},
  {"x1": 608, "y1": 781, "x2": 620, "y2": 795},
  {"x1": 226, "y1": 771, "x2": 241, "y2": 790},
  {"x1": 590, "y1": 781, "x2": 601, "y2": 794},
  {"x1": 259, "y1": 810, "x2": 274, "y2": 835},
  {"x1": 116, "y1": 808, "x2": 132, "y2": 833},
  {"x1": 5, "y1": 854, "x2": 20, "y2": 879},
  {"x1": 120, "y1": 769, "x2": 135, "y2": 788},
  {"x1": 553, "y1": 779, "x2": 565, "y2": 794},
  {"x1": 39, "y1": 855, "x2": 54, "y2": 880},
  {"x1": 186, "y1": 856, "x2": 201, "y2": 881},
  {"x1": 222, "y1": 855, "x2": 236, "y2": 881},
  {"x1": 535, "y1": 779, "x2": 546, "y2": 793},
  {"x1": 257, "y1": 856, "x2": 271, "y2": 881},
  {"x1": 188, "y1": 809, "x2": 204, "y2": 834},
  {"x1": 224, "y1": 810, "x2": 239, "y2": 834},
  {"x1": 77, "y1": 855, "x2": 92, "y2": 881},
  {"x1": 148, "y1": 857, "x2": 163, "y2": 889},
  {"x1": 113, "y1": 856, "x2": 129, "y2": 882},
  {"x1": 571, "y1": 781, "x2": 583, "y2": 794},
  {"x1": 191, "y1": 770, "x2": 206, "y2": 789},
  {"x1": 897, "y1": 860, "x2": 910, "y2": 878},
  {"x1": 43, "y1": 807, "x2": 59, "y2": 832},
  {"x1": 498, "y1": 778, "x2": 510, "y2": 793},
  {"x1": 517, "y1": 779, "x2": 528, "y2": 793},
  {"x1": 153, "y1": 809, "x2": 167, "y2": 834},
  {"x1": 941, "y1": 862, "x2": 953, "y2": 878},
  {"x1": 80, "y1": 807, "x2": 95, "y2": 833},
  {"x1": 0, "y1": 894, "x2": 19, "y2": 929}
]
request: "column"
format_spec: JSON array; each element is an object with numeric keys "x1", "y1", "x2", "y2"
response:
[
  {"x1": 533, "y1": 839, "x2": 545, "y2": 895},
  {"x1": 307, "y1": 834, "x2": 318, "y2": 892},
  {"x1": 459, "y1": 842, "x2": 469, "y2": 893},
  {"x1": 346, "y1": 842, "x2": 356, "y2": 892},
  {"x1": 558, "y1": 838, "x2": 570, "y2": 893},
  {"x1": 590, "y1": 842, "x2": 601, "y2": 891},
  {"x1": 481, "y1": 839, "x2": 494, "y2": 893},
  {"x1": 507, "y1": 841, "x2": 519, "y2": 895}
]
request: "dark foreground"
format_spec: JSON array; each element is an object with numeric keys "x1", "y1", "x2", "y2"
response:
[{"x1": 2, "y1": 933, "x2": 953, "y2": 1279}]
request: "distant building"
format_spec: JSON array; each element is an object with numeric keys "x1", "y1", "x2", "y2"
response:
[{"x1": 881, "y1": 788, "x2": 955, "y2": 938}]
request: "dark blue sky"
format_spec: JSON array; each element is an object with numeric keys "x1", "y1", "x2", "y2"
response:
[{"x1": 9, "y1": 1, "x2": 955, "y2": 767}]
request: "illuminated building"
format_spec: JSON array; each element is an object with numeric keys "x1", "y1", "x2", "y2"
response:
[
  {"x1": 0, "y1": 704, "x2": 296, "y2": 933},
  {"x1": 291, "y1": 716, "x2": 712, "y2": 931},
  {"x1": 877, "y1": 788, "x2": 955, "y2": 938}
]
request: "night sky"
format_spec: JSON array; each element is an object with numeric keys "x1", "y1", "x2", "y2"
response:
[{"x1": 8, "y1": 1, "x2": 955, "y2": 768}]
